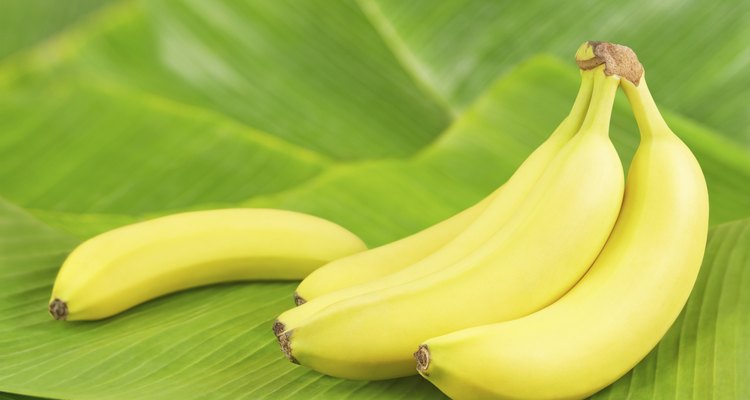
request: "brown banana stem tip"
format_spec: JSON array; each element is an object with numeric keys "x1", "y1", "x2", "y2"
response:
[
  {"x1": 49, "y1": 298, "x2": 68, "y2": 321},
  {"x1": 273, "y1": 320, "x2": 299, "y2": 364},
  {"x1": 414, "y1": 345, "x2": 430, "y2": 374},
  {"x1": 293, "y1": 292, "x2": 306, "y2": 306},
  {"x1": 576, "y1": 41, "x2": 644, "y2": 85},
  {"x1": 272, "y1": 320, "x2": 285, "y2": 337}
]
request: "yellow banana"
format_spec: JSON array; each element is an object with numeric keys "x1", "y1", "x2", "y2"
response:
[
  {"x1": 292, "y1": 69, "x2": 597, "y2": 306},
  {"x1": 275, "y1": 69, "x2": 594, "y2": 335},
  {"x1": 49, "y1": 208, "x2": 366, "y2": 321},
  {"x1": 293, "y1": 195, "x2": 492, "y2": 305},
  {"x1": 416, "y1": 42, "x2": 709, "y2": 400},
  {"x1": 277, "y1": 63, "x2": 624, "y2": 380}
]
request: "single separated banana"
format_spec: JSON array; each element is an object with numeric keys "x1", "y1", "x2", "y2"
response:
[
  {"x1": 49, "y1": 208, "x2": 366, "y2": 321},
  {"x1": 416, "y1": 42, "x2": 709, "y2": 400},
  {"x1": 277, "y1": 60, "x2": 624, "y2": 380},
  {"x1": 276, "y1": 68, "x2": 594, "y2": 336}
]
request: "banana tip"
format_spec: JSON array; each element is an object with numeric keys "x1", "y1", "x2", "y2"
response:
[
  {"x1": 272, "y1": 320, "x2": 286, "y2": 336},
  {"x1": 273, "y1": 321, "x2": 299, "y2": 364},
  {"x1": 414, "y1": 345, "x2": 430, "y2": 375},
  {"x1": 293, "y1": 292, "x2": 306, "y2": 306},
  {"x1": 49, "y1": 299, "x2": 68, "y2": 321}
]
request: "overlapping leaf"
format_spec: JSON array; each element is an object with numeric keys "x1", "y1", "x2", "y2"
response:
[
  {"x1": 1, "y1": 0, "x2": 449, "y2": 160},
  {"x1": 370, "y1": 0, "x2": 750, "y2": 146}
]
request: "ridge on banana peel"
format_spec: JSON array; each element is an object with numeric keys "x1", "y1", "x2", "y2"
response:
[
  {"x1": 275, "y1": 68, "x2": 595, "y2": 338},
  {"x1": 293, "y1": 193, "x2": 494, "y2": 305},
  {"x1": 276, "y1": 62, "x2": 625, "y2": 380},
  {"x1": 49, "y1": 208, "x2": 366, "y2": 321},
  {"x1": 417, "y1": 41, "x2": 709, "y2": 400}
]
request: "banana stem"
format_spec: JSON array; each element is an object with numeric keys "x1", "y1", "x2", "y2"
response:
[
  {"x1": 415, "y1": 345, "x2": 430, "y2": 374},
  {"x1": 578, "y1": 69, "x2": 619, "y2": 134},
  {"x1": 621, "y1": 77, "x2": 671, "y2": 139},
  {"x1": 49, "y1": 298, "x2": 68, "y2": 320},
  {"x1": 293, "y1": 292, "x2": 306, "y2": 306},
  {"x1": 548, "y1": 70, "x2": 595, "y2": 142},
  {"x1": 575, "y1": 41, "x2": 643, "y2": 85},
  {"x1": 273, "y1": 321, "x2": 300, "y2": 364},
  {"x1": 568, "y1": 70, "x2": 595, "y2": 124}
]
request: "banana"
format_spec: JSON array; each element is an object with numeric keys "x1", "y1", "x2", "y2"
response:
[
  {"x1": 293, "y1": 195, "x2": 492, "y2": 305},
  {"x1": 277, "y1": 62, "x2": 624, "y2": 380},
  {"x1": 275, "y1": 68, "x2": 594, "y2": 335},
  {"x1": 49, "y1": 208, "x2": 366, "y2": 321},
  {"x1": 416, "y1": 42, "x2": 709, "y2": 400},
  {"x1": 292, "y1": 70, "x2": 598, "y2": 306}
]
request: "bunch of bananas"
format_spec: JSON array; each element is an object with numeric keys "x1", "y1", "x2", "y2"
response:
[
  {"x1": 276, "y1": 41, "x2": 708, "y2": 399},
  {"x1": 48, "y1": 41, "x2": 708, "y2": 399}
]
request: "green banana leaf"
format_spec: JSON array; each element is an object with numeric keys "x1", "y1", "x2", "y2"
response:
[
  {"x1": 366, "y1": 0, "x2": 750, "y2": 147},
  {"x1": 1, "y1": 0, "x2": 748, "y2": 399},
  {"x1": 0, "y1": 0, "x2": 116, "y2": 60}
]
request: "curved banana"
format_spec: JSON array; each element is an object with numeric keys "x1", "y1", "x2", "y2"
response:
[
  {"x1": 49, "y1": 208, "x2": 366, "y2": 321},
  {"x1": 292, "y1": 70, "x2": 597, "y2": 306},
  {"x1": 277, "y1": 64, "x2": 624, "y2": 380},
  {"x1": 416, "y1": 42, "x2": 709, "y2": 400},
  {"x1": 293, "y1": 195, "x2": 492, "y2": 305},
  {"x1": 275, "y1": 69, "x2": 594, "y2": 335}
]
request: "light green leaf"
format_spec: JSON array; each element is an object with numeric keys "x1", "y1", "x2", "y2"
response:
[
  {"x1": 1, "y1": 0, "x2": 450, "y2": 160},
  {"x1": 369, "y1": 0, "x2": 750, "y2": 146},
  {"x1": 0, "y1": 1, "x2": 749, "y2": 399},
  {"x1": 0, "y1": 81, "x2": 329, "y2": 215}
]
